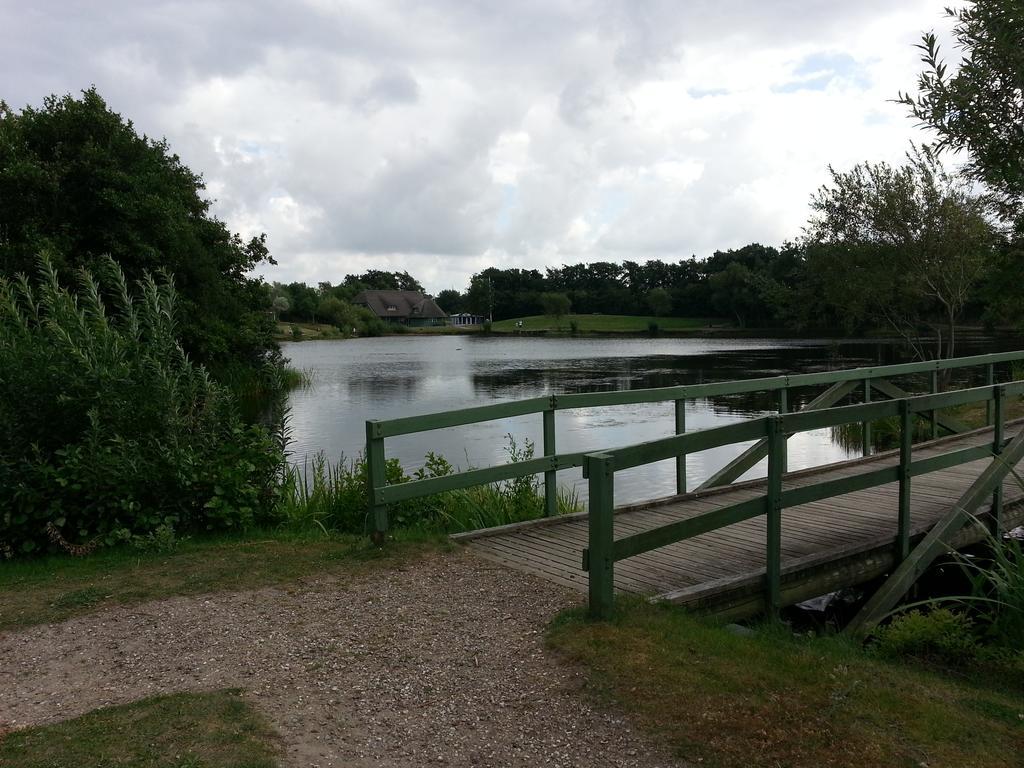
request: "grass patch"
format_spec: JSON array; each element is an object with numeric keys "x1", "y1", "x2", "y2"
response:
[
  {"x1": 0, "y1": 689, "x2": 278, "y2": 768},
  {"x1": 491, "y1": 314, "x2": 724, "y2": 333},
  {"x1": 0, "y1": 529, "x2": 447, "y2": 631},
  {"x1": 548, "y1": 600, "x2": 1024, "y2": 768},
  {"x1": 948, "y1": 395, "x2": 1024, "y2": 428},
  {"x1": 274, "y1": 322, "x2": 347, "y2": 341}
]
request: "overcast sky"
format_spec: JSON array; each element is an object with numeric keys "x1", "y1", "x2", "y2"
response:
[{"x1": 2, "y1": 1, "x2": 958, "y2": 293}]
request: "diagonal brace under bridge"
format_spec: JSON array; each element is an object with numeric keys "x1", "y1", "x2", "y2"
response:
[
  {"x1": 698, "y1": 377, "x2": 972, "y2": 492},
  {"x1": 846, "y1": 425, "x2": 1024, "y2": 635}
]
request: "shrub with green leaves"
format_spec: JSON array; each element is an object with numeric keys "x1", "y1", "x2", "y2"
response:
[
  {"x1": 0, "y1": 257, "x2": 283, "y2": 555},
  {"x1": 870, "y1": 608, "x2": 979, "y2": 666}
]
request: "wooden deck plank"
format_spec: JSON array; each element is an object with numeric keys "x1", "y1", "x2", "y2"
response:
[{"x1": 461, "y1": 423, "x2": 1024, "y2": 611}]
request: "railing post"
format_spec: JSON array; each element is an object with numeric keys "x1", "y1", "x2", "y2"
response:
[
  {"x1": 366, "y1": 421, "x2": 388, "y2": 543},
  {"x1": 778, "y1": 386, "x2": 789, "y2": 474},
  {"x1": 991, "y1": 384, "x2": 1005, "y2": 536},
  {"x1": 674, "y1": 399, "x2": 686, "y2": 495},
  {"x1": 930, "y1": 369, "x2": 939, "y2": 440},
  {"x1": 543, "y1": 400, "x2": 557, "y2": 517},
  {"x1": 765, "y1": 416, "x2": 785, "y2": 616},
  {"x1": 986, "y1": 363, "x2": 995, "y2": 425},
  {"x1": 897, "y1": 400, "x2": 912, "y2": 562},
  {"x1": 586, "y1": 453, "x2": 615, "y2": 620},
  {"x1": 862, "y1": 378, "x2": 872, "y2": 456}
]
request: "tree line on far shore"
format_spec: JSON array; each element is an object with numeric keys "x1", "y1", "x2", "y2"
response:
[{"x1": 276, "y1": 144, "x2": 1021, "y2": 360}]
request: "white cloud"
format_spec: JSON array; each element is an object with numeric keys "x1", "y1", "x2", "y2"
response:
[{"x1": 0, "y1": 0, "x2": 957, "y2": 293}]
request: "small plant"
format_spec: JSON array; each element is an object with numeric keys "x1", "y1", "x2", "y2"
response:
[
  {"x1": 955, "y1": 529, "x2": 1024, "y2": 646},
  {"x1": 290, "y1": 324, "x2": 303, "y2": 340},
  {"x1": 569, "y1": 319, "x2": 580, "y2": 336},
  {"x1": 870, "y1": 608, "x2": 979, "y2": 666},
  {"x1": 281, "y1": 367, "x2": 313, "y2": 390},
  {"x1": 115, "y1": 523, "x2": 187, "y2": 553},
  {"x1": 647, "y1": 320, "x2": 660, "y2": 336},
  {"x1": 831, "y1": 414, "x2": 935, "y2": 453},
  {"x1": 482, "y1": 320, "x2": 493, "y2": 333},
  {"x1": 280, "y1": 435, "x2": 581, "y2": 536}
]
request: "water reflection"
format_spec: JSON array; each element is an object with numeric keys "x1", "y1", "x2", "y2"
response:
[{"x1": 282, "y1": 334, "x2": 1019, "y2": 505}]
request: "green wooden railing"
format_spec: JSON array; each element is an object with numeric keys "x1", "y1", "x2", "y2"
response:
[
  {"x1": 582, "y1": 378, "x2": 1024, "y2": 619},
  {"x1": 365, "y1": 350, "x2": 1024, "y2": 542}
]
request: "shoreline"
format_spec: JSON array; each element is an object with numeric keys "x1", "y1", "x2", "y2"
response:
[{"x1": 275, "y1": 321, "x2": 1021, "y2": 345}]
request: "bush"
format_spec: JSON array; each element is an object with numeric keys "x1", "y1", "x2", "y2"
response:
[
  {"x1": 0, "y1": 258, "x2": 284, "y2": 556},
  {"x1": 870, "y1": 608, "x2": 979, "y2": 666},
  {"x1": 0, "y1": 89, "x2": 278, "y2": 376},
  {"x1": 352, "y1": 306, "x2": 386, "y2": 337}
]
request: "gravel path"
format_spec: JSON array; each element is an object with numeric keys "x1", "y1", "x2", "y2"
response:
[{"x1": 0, "y1": 549, "x2": 684, "y2": 767}]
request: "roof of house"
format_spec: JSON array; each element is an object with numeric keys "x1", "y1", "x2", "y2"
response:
[{"x1": 353, "y1": 290, "x2": 448, "y2": 319}]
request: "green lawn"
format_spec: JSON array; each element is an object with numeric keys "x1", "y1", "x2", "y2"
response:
[
  {"x1": 0, "y1": 530, "x2": 446, "y2": 631},
  {"x1": 0, "y1": 690, "x2": 278, "y2": 768},
  {"x1": 491, "y1": 314, "x2": 725, "y2": 333},
  {"x1": 274, "y1": 322, "x2": 346, "y2": 341},
  {"x1": 548, "y1": 600, "x2": 1024, "y2": 768}
]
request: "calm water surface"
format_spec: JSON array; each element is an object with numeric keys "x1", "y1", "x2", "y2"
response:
[{"x1": 281, "y1": 335, "x2": 1001, "y2": 504}]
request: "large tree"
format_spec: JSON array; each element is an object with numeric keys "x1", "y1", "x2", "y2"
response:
[
  {"x1": 0, "y1": 89, "x2": 276, "y2": 374},
  {"x1": 435, "y1": 288, "x2": 463, "y2": 314},
  {"x1": 899, "y1": 0, "x2": 1024, "y2": 228},
  {"x1": 540, "y1": 291, "x2": 571, "y2": 324},
  {"x1": 805, "y1": 148, "x2": 994, "y2": 358}
]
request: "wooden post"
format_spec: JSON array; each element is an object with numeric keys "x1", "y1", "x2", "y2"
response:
[
  {"x1": 765, "y1": 417, "x2": 785, "y2": 616},
  {"x1": 930, "y1": 369, "x2": 939, "y2": 440},
  {"x1": 543, "y1": 406, "x2": 557, "y2": 517},
  {"x1": 862, "y1": 378, "x2": 872, "y2": 457},
  {"x1": 586, "y1": 453, "x2": 615, "y2": 620},
  {"x1": 986, "y1": 363, "x2": 995, "y2": 425},
  {"x1": 365, "y1": 421, "x2": 388, "y2": 543},
  {"x1": 897, "y1": 400, "x2": 912, "y2": 562},
  {"x1": 778, "y1": 387, "x2": 789, "y2": 474},
  {"x1": 674, "y1": 399, "x2": 686, "y2": 495},
  {"x1": 991, "y1": 385, "x2": 1005, "y2": 536}
]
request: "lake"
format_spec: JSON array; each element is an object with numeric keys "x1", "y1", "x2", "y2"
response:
[{"x1": 281, "y1": 334, "x2": 1008, "y2": 505}]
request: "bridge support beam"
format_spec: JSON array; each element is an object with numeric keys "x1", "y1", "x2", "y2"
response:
[
  {"x1": 868, "y1": 378, "x2": 970, "y2": 436},
  {"x1": 697, "y1": 377, "x2": 974, "y2": 494},
  {"x1": 697, "y1": 380, "x2": 858, "y2": 491}
]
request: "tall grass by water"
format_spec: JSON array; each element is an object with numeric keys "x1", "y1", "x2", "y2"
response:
[{"x1": 280, "y1": 435, "x2": 580, "y2": 536}]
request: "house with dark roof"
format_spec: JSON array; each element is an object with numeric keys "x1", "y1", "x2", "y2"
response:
[{"x1": 353, "y1": 290, "x2": 449, "y2": 327}]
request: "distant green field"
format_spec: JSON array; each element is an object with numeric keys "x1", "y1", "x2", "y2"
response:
[{"x1": 491, "y1": 314, "x2": 725, "y2": 333}]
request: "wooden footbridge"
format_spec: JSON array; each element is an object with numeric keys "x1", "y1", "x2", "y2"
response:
[{"x1": 365, "y1": 351, "x2": 1024, "y2": 631}]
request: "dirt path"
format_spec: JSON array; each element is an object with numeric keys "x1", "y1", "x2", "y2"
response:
[{"x1": 0, "y1": 549, "x2": 683, "y2": 767}]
